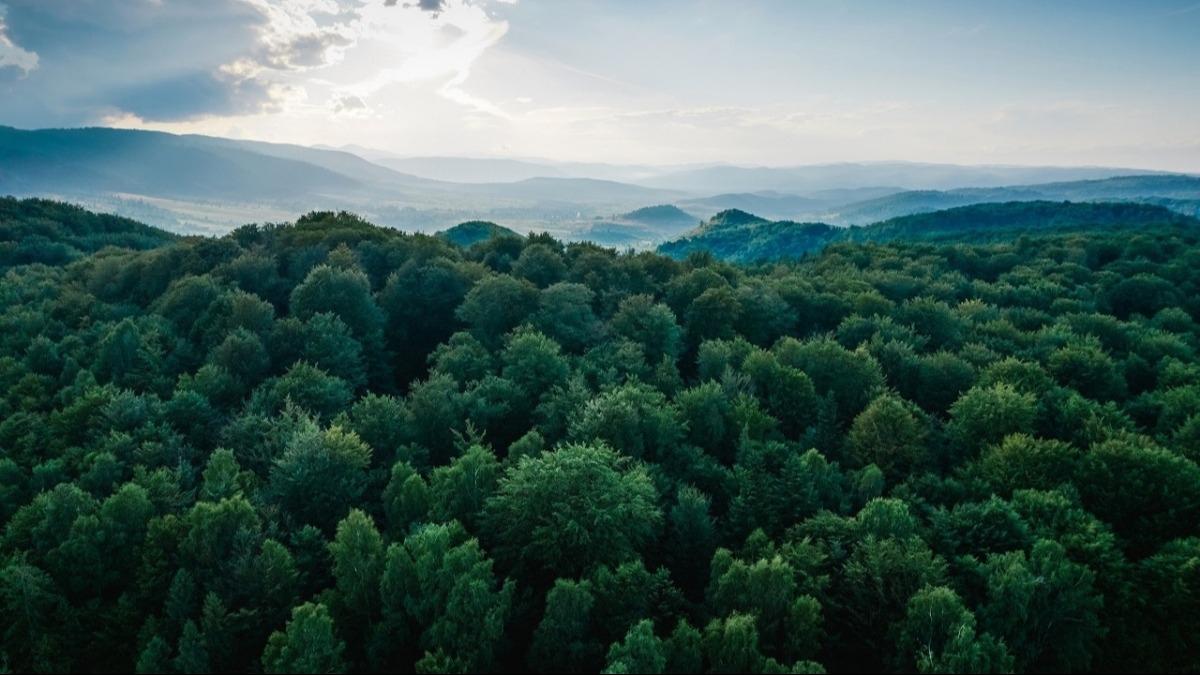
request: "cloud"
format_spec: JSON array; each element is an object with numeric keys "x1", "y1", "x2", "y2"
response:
[
  {"x1": 330, "y1": 92, "x2": 369, "y2": 116},
  {"x1": 239, "y1": 0, "x2": 363, "y2": 72},
  {"x1": 385, "y1": 0, "x2": 447, "y2": 14},
  {"x1": 336, "y1": 0, "x2": 512, "y2": 117},
  {"x1": 0, "y1": 0, "x2": 516, "y2": 126},
  {"x1": 0, "y1": 0, "x2": 280, "y2": 122},
  {"x1": 110, "y1": 69, "x2": 280, "y2": 122},
  {"x1": 0, "y1": 8, "x2": 36, "y2": 75}
]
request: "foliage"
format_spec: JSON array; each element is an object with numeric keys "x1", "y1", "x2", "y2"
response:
[{"x1": 1, "y1": 198, "x2": 1199, "y2": 673}]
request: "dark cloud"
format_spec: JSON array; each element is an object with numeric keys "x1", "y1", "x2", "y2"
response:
[
  {"x1": 331, "y1": 93, "x2": 367, "y2": 113},
  {"x1": 109, "y1": 70, "x2": 278, "y2": 122},
  {"x1": 385, "y1": 0, "x2": 447, "y2": 14},
  {"x1": 0, "y1": 0, "x2": 363, "y2": 126}
]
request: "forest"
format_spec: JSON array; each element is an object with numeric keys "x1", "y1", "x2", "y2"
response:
[{"x1": 1, "y1": 196, "x2": 1199, "y2": 673}]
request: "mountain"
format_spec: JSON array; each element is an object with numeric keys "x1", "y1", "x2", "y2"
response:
[
  {"x1": 438, "y1": 220, "x2": 522, "y2": 247},
  {"x1": 0, "y1": 126, "x2": 686, "y2": 234},
  {"x1": 676, "y1": 191, "x2": 826, "y2": 220},
  {"x1": 842, "y1": 200, "x2": 1198, "y2": 243},
  {"x1": 371, "y1": 156, "x2": 571, "y2": 184},
  {"x1": 216, "y1": 137, "x2": 441, "y2": 189},
  {"x1": 660, "y1": 201, "x2": 1199, "y2": 262},
  {"x1": 0, "y1": 126, "x2": 372, "y2": 202},
  {"x1": 620, "y1": 204, "x2": 698, "y2": 228},
  {"x1": 699, "y1": 208, "x2": 769, "y2": 230},
  {"x1": 5, "y1": 126, "x2": 1195, "y2": 242},
  {"x1": 828, "y1": 188, "x2": 1040, "y2": 225},
  {"x1": 825, "y1": 174, "x2": 1200, "y2": 225},
  {"x1": 455, "y1": 177, "x2": 684, "y2": 205},
  {"x1": 642, "y1": 161, "x2": 1168, "y2": 194}
]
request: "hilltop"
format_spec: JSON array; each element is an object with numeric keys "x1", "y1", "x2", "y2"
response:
[
  {"x1": 0, "y1": 196, "x2": 177, "y2": 267},
  {"x1": 620, "y1": 204, "x2": 698, "y2": 228},
  {"x1": 438, "y1": 220, "x2": 522, "y2": 247}
]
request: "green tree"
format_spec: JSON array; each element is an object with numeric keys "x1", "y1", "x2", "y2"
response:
[
  {"x1": 1075, "y1": 436, "x2": 1200, "y2": 554},
  {"x1": 269, "y1": 422, "x2": 372, "y2": 531},
  {"x1": 895, "y1": 586, "x2": 1013, "y2": 674},
  {"x1": 428, "y1": 443, "x2": 501, "y2": 532},
  {"x1": 456, "y1": 275, "x2": 539, "y2": 343},
  {"x1": 379, "y1": 522, "x2": 513, "y2": 672},
  {"x1": 529, "y1": 579, "x2": 602, "y2": 673},
  {"x1": 569, "y1": 383, "x2": 684, "y2": 461},
  {"x1": 532, "y1": 282, "x2": 602, "y2": 353},
  {"x1": 289, "y1": 264, "x2": 384, "y2": 344},
  {"x1": 665, "y1": 485, "x2": 718, "y2": 598},
  {"x1": 329, "y1": 509, "x2": 384, "y2": 628},
  {"x1": 262, "y1": 602, "x2": 347, "y2": 674},
  {"x1": 604, "y1": 619, "x2": 667, "y2": 674},
  {"x1": 975, "y1": 434, "x2": 1078, "y2": 495},
  {"x1": 774, "y1": 337, "x2": 885, "y2": 424},
  {"x1": 484, "y1": 443, "x2": 661, "y2": 581},
  {"x1": 978, "y1": 540, "x2": 1104, "y2": 672},
  {"x1": 946, "y1": 383, "x2": 1036, "y2": 457},
  {"x1": 847, "y1": 394, "x2": 929, "y2": 478},
  {"x1": 513, "y1": 243, "x2": 568, "y2": 288},
  {"x1": 611, "y1": 294, "x2": 683, "y2": 364},
  {"x1": 501, "y1": 329, "x2": 570, "y2": 401},
  {"x1": 382, "y1": 461, "x2": 431, "y2": 537}
]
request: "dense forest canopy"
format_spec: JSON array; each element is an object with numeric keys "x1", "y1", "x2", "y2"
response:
[{"x1": 2, "y1": 197, "x2": 1200, "y2": 673}]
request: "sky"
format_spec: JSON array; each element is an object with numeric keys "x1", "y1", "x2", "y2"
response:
[{"x1": 1, "y1": 0, "x2": 1198, "y2": 170}]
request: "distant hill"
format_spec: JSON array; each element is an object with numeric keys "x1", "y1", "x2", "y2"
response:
[
  {"x1": 676, "y1": 191, "x2": 825, "y2": 221},
  {"x1": 0, "y1": 126, "x2": 684, "y2": 233},
  {"x1": 620, "y1": 204, "x2": 698, "y2": 227},
  {"x1": 842, "y1": 200, "x2": 1198, "y2": 244},
  {"x1": 642, "y1": 161, "x2": 1166, "y2": 194},
  {"x1": 698, "y1": 208, "x2": 769, "y2": 231},
  {"x1": 660, "y1": 200, "x2": 1199, "y2": 262},
  {"x1": 438, "y1": 220, "x2": 521, "y2": 247},
  {"x1": 826, "y1": 174, "x2": 1200, "y2": 225},
  {"x1": 575, "y1": 221, "x2": 661, "y2": 248},
  {"x1": 215, "y1": 137, "x2": 440, "y2": 189},
  {"x1": 5, "y1": 126, "x2": 1195, "y2": 240},
  {"x1": 660, "y1": 217, "x2": 834, "y2": 262},
  {"x1": 0, "y1": 126, "x2": 380, "y2": 202},
  {"x1": 457, "y1": 177, "x2": 684, "y2": 205},
  {"x1": 371, "y1": 156, "x2": 570, "y2": 184},
  {"x1": 0, "y1": 196, "x2": 176, "y2": 267}
]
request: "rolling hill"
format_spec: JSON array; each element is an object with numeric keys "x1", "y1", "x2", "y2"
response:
[
  {"x1": 823, "y1": 174, "x2": 1200, "y2": 225},
  {"x1": 642, "y1": 161, "x2": 1165, "y2": 194},
  {"x1": 620, "y1": 204, "x2": 698, "y2": 228},
  {"x1": 370, "y1": 156, "x2": 571, "y2": 183},
  {"x1": 0, "y1": 126, "x2": 690, "y2": 234},
  {"x1": 0, "y1": 126, "x2": 373, "y2": 202},
  {"x1": 659, "y1": 201, "x2": 1200, "y2": 262},
  {"x1": 0, "y1": 196, "x2": 176, "y2": 267},
  {"x1": 437, "y1": 220, "x2": 522, "y2": 247}
]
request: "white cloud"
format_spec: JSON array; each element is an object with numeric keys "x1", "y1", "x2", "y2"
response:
[
  {"x1": 238, "y1": 0, "x2": 361, "y2": 71},
  {"x1": 0, "y1": 10, "x2": 37, "y2": 75}
]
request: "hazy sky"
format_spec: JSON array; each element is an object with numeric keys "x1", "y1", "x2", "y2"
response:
[{"x1": 2, "y1": 0, "x2": 1198, "y2": 169}]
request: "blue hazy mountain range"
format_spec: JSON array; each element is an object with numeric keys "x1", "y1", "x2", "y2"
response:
[{"x1": 2, "y1": 126, "x2": 1197, "y2": 239}]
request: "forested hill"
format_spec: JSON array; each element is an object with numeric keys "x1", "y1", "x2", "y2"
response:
[
  {"x1": 660, "y1": 200, "x2": 1199, "y2": 262},
  {"x1": 1, "y1": 197, "x2": 177, "y2": 267},
  {"x1": 2, "y1": 199, "x2": 1200, "y2": 673},
  {"x1": 437, "y1": 220, "x2": 521, "y2": 247}
]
